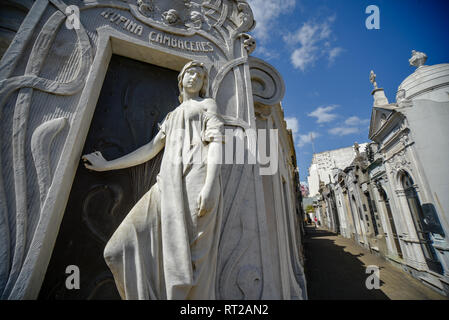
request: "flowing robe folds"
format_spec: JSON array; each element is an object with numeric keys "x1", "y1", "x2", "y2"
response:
[{"x1": 103, "y1": 104, "x2": 224, "y2": 299}]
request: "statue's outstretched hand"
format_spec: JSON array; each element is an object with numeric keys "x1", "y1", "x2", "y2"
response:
[{"x1": 82, "y1": 151, "x2": 109, "y2": 171}]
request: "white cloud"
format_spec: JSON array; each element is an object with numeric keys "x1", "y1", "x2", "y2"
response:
[
  {"x1": 328, "y1": 127, "x2": 359, "y2": 136},
  {"x1": 284, "y1": 22, "x2": 319, "y2": 46},
  {"x1": 256, "y1": 46, "x2": 280, "y2": 60},
  {"x1": 284, "y1": 16, "x2": 343, "y2": 71},
  {"x1": 285, "y1": 117, "x2": 299, "y2": 134},
  {"x1": 297, "y1": 131, "x2": 321, "y2": 147},
  {"x1": 325, "y1": 116, "x2": 370, "y2": 137},
  {"x1": 344, "y1": 116, "x2": 370, "y2": 126},
  {"x1": 247, "y1": 0, "x2": 296, "y2": 42},
  {"x1": 308, "y1": 105, "x2": 338, "y2": 123},
  {"x1": 328, "y1": 47, "x2": 344, "y2": 64},
  {"x1": 291, "y1": 46, "x2": 316, "y2": 71}
]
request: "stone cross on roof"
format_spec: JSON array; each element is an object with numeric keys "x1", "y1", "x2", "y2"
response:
[{"x1": 370, "y1": 70, "x2": 378, "y2": 89}]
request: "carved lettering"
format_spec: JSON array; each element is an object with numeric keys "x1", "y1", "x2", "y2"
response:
[
  {"x1": 149, "y1": 31, "x2": 156, "y2": 42},
  {"x1": 101, "y1": 10, "x2": 111, "y2": 19},
  {"x1": 127, "y1": 21, "x2": 137, "y2": 33},
  {"x1": 163, "y1": 35, "x2": 170, "y2": 46},
  {"x1": 135, "y1": 25, "x2": 143, "y2": 36},
  {"x1": 204, "y1": 42, "x2": 214, "y2": 52},
  {"x1": 147, "y1": 31, "x2": 214, "y2": 53},
  {"x1": 118, "y1": 16, "x2": 127, "y2": 25},
  {"x1": 155, "y1": 33, "x2": 163, "y2": 43},
  {"x1": 110, "y1": 13, "x2": 120, "y2": 23},
  {"x1": 99, "y1": 10, "x2": 144, "y2": 37},
  {"x1": 101, "y1": 10, "x2": 214, "y2": 53}
]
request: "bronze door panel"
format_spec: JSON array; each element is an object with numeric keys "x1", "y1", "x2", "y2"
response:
[{"x1": 38, "y1": 55, "x2": 179, "y2": 299}]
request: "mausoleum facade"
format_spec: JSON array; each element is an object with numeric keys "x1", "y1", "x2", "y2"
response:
[{"x1": 0, "y1": 0, "x2": 306, "y2": 299}]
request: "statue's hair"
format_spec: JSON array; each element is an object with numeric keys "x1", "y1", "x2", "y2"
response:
[{"x1": 178, "y1": 61, "x2": 208, "y2": 103}]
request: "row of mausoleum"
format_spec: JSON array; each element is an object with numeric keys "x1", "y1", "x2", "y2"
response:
[{"x1": 313, "y1": 51, "x2": 449, "y2": 297}]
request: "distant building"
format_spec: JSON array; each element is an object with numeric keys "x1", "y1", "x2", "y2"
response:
[
  {"x1": 307, "y1": 143, "x2": 368, "y2": 196},
  {"x1": 367, "y1": 51, "x2": 449, "y2": 295},
  {"x1": 315, "y1": 51, "x2": 449, "y2": 297}
]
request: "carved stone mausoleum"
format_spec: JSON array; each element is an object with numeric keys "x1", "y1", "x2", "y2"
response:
[
  {"x1": 314, "y1": 51, "x2": 449, "y2": 297},
  {"x1": 0, "y1": 0, "x2": 306, "y2": 299}
]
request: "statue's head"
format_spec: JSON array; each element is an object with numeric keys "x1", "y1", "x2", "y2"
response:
[
  {"x1": 178, "y1": 61, "x2": 209, "y2": 103},
  {"x1": 162, "y1": 9, "x2": 179, "y2": 24}
]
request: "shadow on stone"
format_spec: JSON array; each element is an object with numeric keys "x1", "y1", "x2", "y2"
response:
[{"x1": 304, "y1": 226, "x2": 389, "y2": 300}]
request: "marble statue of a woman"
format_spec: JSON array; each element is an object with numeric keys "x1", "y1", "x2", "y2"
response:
[{"x1": 82, "y1": 61, "x2": 224, "y2": 300}]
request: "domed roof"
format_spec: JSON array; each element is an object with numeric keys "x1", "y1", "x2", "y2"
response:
[{"x1": 397, "y1": 51, "x2": 449, "y2": 100}]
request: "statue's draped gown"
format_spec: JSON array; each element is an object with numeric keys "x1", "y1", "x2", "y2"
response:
[{"x1": 103, "y1": 102, "x2": 224, "y2": 299}]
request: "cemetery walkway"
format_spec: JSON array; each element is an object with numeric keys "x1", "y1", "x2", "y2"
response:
[{"x1": 303, "y1": 225, "x2": 448, "y2": 300}]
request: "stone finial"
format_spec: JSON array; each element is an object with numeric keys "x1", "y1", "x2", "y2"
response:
[
  {"x1": 354, "y1": 142, "x2": 360, "y2": 157},
  {"x1": 409, "y1": 50, "x2": 427, "y2": 68},
  {"x1": 370, "y1": 70, "x2": 389, "y2": 106},
  {"x1": 370, "y1": 70, "x2": 378, "y2": 89}
]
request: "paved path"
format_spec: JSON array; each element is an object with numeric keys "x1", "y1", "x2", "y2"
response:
[{"x1": 304, "y1": 225, "x2": 447, "y2": 300}]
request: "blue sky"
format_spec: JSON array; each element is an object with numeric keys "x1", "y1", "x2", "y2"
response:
[{"x1": 247, "y1": 0, "x2": 449, "y2": 184}]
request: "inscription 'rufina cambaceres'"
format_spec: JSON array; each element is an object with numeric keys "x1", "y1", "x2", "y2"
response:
[
  {"x1": 149, "y1": 31, "x2": 214, "y2": 53},
  {"x1": 101, "y1": 10, "x2": 144, "y2": 36},
  {"x1": 100, "y1": 10, "x2": 214, "y2": 54}
]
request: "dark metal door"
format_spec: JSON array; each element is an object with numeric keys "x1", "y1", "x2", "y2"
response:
[
  {"x1": 379, "y1": 187, "x2": 403, "y2": 258},
  {"x1": 38, "y1": 55, "x2": 179, "y2": 299},
  {"x1": 402, "y1": 173, "x2": 442, "y2": 274},
  {"x1": 365, "y1": 191, "x2": 379, "y2": 236}
]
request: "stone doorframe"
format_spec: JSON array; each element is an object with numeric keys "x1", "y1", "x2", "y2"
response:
[{"x1": 9, "y1": 25, "x2": 199, "y2": 299}]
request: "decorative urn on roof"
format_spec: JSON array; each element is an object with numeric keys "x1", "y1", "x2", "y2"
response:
[{"x1": 408, "y1": 50, "x2": 427, "y2": 68}]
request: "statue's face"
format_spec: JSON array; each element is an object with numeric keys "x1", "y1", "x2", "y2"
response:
[
  {"x1": 182, "y1": 67, "x2": 204, "y2": 94},
  {"x1": 165, "y1": 11, "x2": 178, "y2": 24}
]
